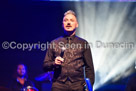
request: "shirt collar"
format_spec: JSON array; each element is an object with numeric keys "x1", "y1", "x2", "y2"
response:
[
  {"x1": 16, "y1": 77, "x2": 27, "y2": 82},
  {"x1": 63, "y1": 34, "x2": 76, "y2": 41}
]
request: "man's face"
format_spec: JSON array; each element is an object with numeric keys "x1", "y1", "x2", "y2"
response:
[
  {"x1": 63, "y1": 14, "x2": 78, "y2": 32},
  {"x1": 17, "y1": 64, "x2": 26, "y2": 77}
]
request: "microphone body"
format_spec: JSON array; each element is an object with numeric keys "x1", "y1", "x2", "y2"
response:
[{"x1": 60, "y1": 47, "x2": 66, "y2": 58}]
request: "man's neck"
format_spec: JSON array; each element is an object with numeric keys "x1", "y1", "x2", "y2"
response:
[
  {"x1": 17, "y1": 76, "x2": 25, "y2": 79},
  {"x1": 64, "y1": 31, "x2": 76, "y2": 37},
  {"x1": 17, "y1": 77, "x2": 25, "y2": 85}
]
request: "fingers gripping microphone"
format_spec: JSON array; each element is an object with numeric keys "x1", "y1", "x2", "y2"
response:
[{"x1": 55, "y1": 46, "x2": 66, "y2": 68}]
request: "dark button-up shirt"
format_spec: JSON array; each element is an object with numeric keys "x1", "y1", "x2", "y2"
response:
[
  {"x1": 43, "y1": 35, "x2": 95, "y2": 85},
  {"x1": 9, "y1": 78, "x2": 34, "y2": 91}
]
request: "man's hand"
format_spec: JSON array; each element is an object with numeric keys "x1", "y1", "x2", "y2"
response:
[{"x1": 55, "y1": 56, "x2": 64, "y2": 65}]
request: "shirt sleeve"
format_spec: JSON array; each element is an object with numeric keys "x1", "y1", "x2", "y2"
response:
[
  {"x1": 83, "y1": 41, "x2": 95, "y2": 86},
  {"x1": 43, "y1": 42, "x2": 56, "y2": 72}
]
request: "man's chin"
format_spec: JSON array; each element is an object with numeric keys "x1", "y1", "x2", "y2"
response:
[
  {"x1": 65, "y1": 28, "x2": 75, "y2": 32},
  {"x1": 65, "y1": 29, "x2": 73, "y2": 32}
]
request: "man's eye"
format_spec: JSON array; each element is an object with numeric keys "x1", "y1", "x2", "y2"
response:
[
  {"x1": 64, "y1": 19, "x2": 68, "y2": 22},
  {"x1": 71, "y1": 19, "x2": 74, "y2": 22}
]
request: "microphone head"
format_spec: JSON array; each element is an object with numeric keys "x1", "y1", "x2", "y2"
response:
[{"x1": 61, "y1": 46, "x2": 66, "y2": 52}]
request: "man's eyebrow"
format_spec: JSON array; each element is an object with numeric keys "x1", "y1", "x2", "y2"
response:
[{"x1": 63, "y1": 18, "x2": 68, "y2": 20}]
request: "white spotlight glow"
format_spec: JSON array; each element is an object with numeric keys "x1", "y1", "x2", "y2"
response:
[{"x1": 75, "y1": 2, "x2": 136, "y2": 90}]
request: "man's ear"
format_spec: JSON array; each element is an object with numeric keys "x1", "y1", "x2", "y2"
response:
[{"x1": 76, "y1": 23, "x2": 78, "y2": 28}]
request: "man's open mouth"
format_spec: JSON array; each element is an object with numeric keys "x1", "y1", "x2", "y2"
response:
[{"x1": 66, "y1": 25, "x2": 72, "y2": 28}]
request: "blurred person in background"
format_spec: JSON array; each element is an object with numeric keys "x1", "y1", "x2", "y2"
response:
[{"x1": 9, "y1": 63, "x2": 36, "y2": 91}]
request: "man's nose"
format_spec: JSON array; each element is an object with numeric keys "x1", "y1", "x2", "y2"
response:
[{"x1": 67, "y1": 23, "x2": 71, "y2": 25}]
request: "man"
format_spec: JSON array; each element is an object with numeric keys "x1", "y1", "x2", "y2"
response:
[
  {"x1": 43, "y1": 10, "x2": 95, "y2": 91},
  {"x1": 9, "y1": 64, "x2": 35, "y2": 91}
]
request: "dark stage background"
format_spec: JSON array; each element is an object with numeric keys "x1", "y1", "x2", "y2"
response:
[{"x1": 0, "y1": 1, "x2": 77, "y2": 90}]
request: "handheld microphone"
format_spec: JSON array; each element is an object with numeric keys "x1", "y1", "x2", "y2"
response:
[
  {"x1": 60, "y1": 46, "x2": 66, "y2": 58},
  {"x1": 56, "y1": 46, "x2": 66, "y2": 68}
]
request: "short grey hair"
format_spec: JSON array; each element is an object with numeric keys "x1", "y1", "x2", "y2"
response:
[{"x1": 64, "y1": 10, "x2": 76, "y2": 17}]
